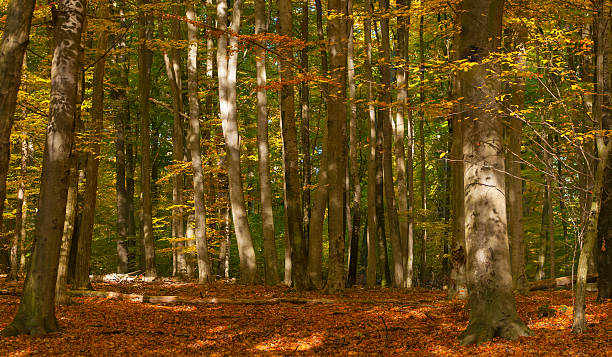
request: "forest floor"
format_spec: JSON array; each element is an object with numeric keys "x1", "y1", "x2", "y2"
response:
[{"x1": 0, "y1": 277, "x2": 610, "y2": 356}]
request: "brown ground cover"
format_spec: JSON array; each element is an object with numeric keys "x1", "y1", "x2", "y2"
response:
[{"x1": 0, "y1": 278, "x2": 610, "y2": 356}]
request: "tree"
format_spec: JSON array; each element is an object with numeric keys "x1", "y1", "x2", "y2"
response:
[
  {"x1": 73, "y1": 1, "x2": 110, "y2": 291},
  {"x1": 8, "y1": 135, "x2": 28, "y2": 281},
  {"x1": 0, "y1": 0, "x2": 36, "y2": 238},
  {"x1": 325, "y1": 0, "x2": 348, "y2": 293},
  {"x1": 457, "y1": 0, "x2": 532, "y2": 345},
  {"x1": 596, "y1": 149, "x2": 612, "y2": 300},
  {"x1": 217, "y1": 0, "x2": 259, "y2": 284},
  {"x1": 0, "y1": 0, "x2": 86, "y2": 336},
  {"x1": 572, "y1": 0, "x2": 612, "y2": 332},
  {"x1": 186, "y1": 4, "x2": 213, "y2": 283},
  {"x1": 254, "y1": 0, "x2": 280, "y2": 285},
  {"x1": 139, "y1": 0, "x2": 157, "y2": 280}
]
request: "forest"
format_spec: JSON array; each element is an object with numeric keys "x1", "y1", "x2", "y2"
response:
[{"x1": 0, "y1": 0, "x2": 611, "y2": 354}]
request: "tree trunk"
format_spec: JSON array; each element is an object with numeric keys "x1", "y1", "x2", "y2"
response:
[
  {"x1": 418, "y1": 14, "x2": 428, "y2": 285},
  {"x1": 365, "y1": 0, "x2": 378, "y2": 287},
  {"x1": 55, "y1": 156, "x2": 79, "y2": 305},
  {"x1": 113, "y1": 0, "x2": 130, "y2": 275},
  {"x1": 573, "y1": 2, "x2": 611, "y2": 332},
  {"x1": 507, "y1": 28, "x2": 528, "y2": 293},
  {"x1": 255, "y1": 0, "x2": 279, "y2": 285},
  {"x1": 0, "y1": 0, "x2": 86, "y2": 336},
  {"x1": 279, "y1": 0, "x2": 311, "y2": 291},
  {"x1": 395, "y1": 0, "x2": 413, "y2": 289},
  {"x1": 596, "y1": 148, "x2": 612, "y2": 300},
  {"x1": 0, "y1": 0, "x2": 36, "y2": 236},
  {"x1": 217, "y1": 0, "x2": 259, "y2": 284},
  {"x1": 377, "y1": 0, "x2": 403, "y2": 288},
  {"x1": 346, "y1": 0, "x2": 361, "y2": 288},
  {"x1": 9, "y1": 136, "x2": 28, "y2": 281},
  {"x1": 457, "y1": 0, "x2": 532, "y2": 345},
  {"x1": 537, "y1": 178, "x2": 550, "y2": 281},
  {"x1": 186, "y1": 5, "x2": 212, "y2": 283},
  {"x1": 300, "y1": 0, "x2": 312, "y2": 253},
  {"x1": 73, "y1": 2, "x2": 109, "y2": 291},
  {"x1": 325, "y1": 0, "x2": 348, "y2": 294},
  {"x1": 307, "y1": 0, "x2": 330, "y2": 289},
  {"x1": 139, "y1": 0, "x2": 157, "y2": 280}
]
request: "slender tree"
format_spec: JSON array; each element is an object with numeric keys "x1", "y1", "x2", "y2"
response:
[
  {"x1": 325, "y1": 0, "x2": 348, "y2": 293},
  {"x1": 139, "y1": 0, "x2": 157, "y2": 280},
  {"x1": 0, "y1": 0, "x2": 86, "y2": 336},
  {"x1": 255, "y1": 0, "x2": 280, "y2": 285},
  {"x1": 217, "y1": 0, "x2": 259, "y2": 284},
  {"x1": 0, "y1": 0, "x2": 36, "y2": 236},
  {"x1": 186, "y1": 4, "x2": 213, "y2": 282}
]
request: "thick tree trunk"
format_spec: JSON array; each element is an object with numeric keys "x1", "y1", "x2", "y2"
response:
[
  {"x1": 0, "y1": 0, "x2": 85, "y2": 336},
  {"x1": 457, "y1": 0, "x2": 532, "y2": 345},
  {"x1": 346, "y1": 0, "x2": 361, "y2": 288},
  {"x1": 139, "y1": 0, "x2": 157, "y2": 280},
  {"x1": 325, "y1": 0, "x2": 348, "y2": 294},
  {"x1": 186, "y1": 5, "x2": 212, "y2": 283},
  {"x1": 73, "y1": 3, "x2": 108, "y2": 290},
  {"x1": 9, "y1": 137, "x2": 28, "y2": 281},
  {"x1": 0, "y1": 0, "x2": 36, "y2": 235},
  {"x1": 364, "y1": 0, "x2": 378, "y2": 287},
  {"x1": 279, "y1": 0, "x2": 311, "y2": 291},
  {"x1": 217, "y1": 0, "x2": 259, "y2": 284},
  {"x1": 255, "y1": 0, "x2": 279, "y2": 286}
]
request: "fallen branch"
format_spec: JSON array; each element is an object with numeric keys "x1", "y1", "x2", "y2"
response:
[
  {"x1": 67, "y1": 290, "x2": 337, "y2": 305},
  {"x1": 529, "y1": 274, "x2": 598, "y2": 291}
]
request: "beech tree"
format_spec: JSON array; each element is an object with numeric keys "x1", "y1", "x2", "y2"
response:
[
  {"x1": 0, "y1": 0, "x2": 36, "y2": 236},
  {"x1": 0, "y1": 0, "x2": 86, "y2": 336},
  {"x1": 457, "y1": 0, "x2": 532, "y2": 344}
]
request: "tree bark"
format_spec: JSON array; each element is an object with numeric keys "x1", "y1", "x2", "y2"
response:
[
  {"x1": 0, "y1": 0, "x2": 86, "y2": 336},
  {"x1": 217, "y1": 0, "x2": 259, "y2": 284},
  {"x1": 457, "y1": 0, "x2": 532, "y2": 345},
  {"x1": 573, "y1": 2, "x2": 611, "y2": 332},
  {"x1": 255, "y1": 0, "x2": 280, "y2": 285},
  {"x1": 279, "y1": 0, "x2": 311, "y2": 291},
  {"x1": 307, "y1": 0, "x2": 330, "y2": 289},
  {"x1": 186, "y1": 5, "x2": 213, "y2": 283},
  {"x1": 346, "y1": 0, "x2": 361, "y2": 288},
  {"x1": 55, "y1": 155, "x2": 78, "y2": 305},
  {"x1": 300, "y1": 0, "x2": 312, "y2": 253},
  {"x1": 364, "y1": 0, "x2": 378, "y2": 287},
  {"x1": 418, "y1": 14, "x2": 428, "y2": 285},
  {"x1": 113, "y1": 0, "x2": 130, "y2": 275},
  {"x1": 9, "y1": 136, "x2": 28, "y2": 281},
  {"x1": 325, "y1": 0, "x2": 348, "y2": 293},
  {"x1": 596, "y1": 148, "x2": 612, "y2": 300},
  {"x1": 395, "y1": 0, "x2": 413, "y2": 289},
  {"x1": 73, "y1": 2, "x2": 109, "y2": 291},
  {"x1": 507, "y1": 28, "x2": 528, "y2": 293},
  {"x1": 0, "y1": 0, "x2": 36, "y2": 236},
  {"x1": 139, "y1": 0, "x2": 157, "y2": 280}
]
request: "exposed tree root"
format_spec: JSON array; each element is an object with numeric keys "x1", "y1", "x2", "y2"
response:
[
  {"x1": 460, "y1": 318, "x2": 533, "y2": 346},
  {"x1": 0, "y1": 316, "x2": 58, "y2": 337}
]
